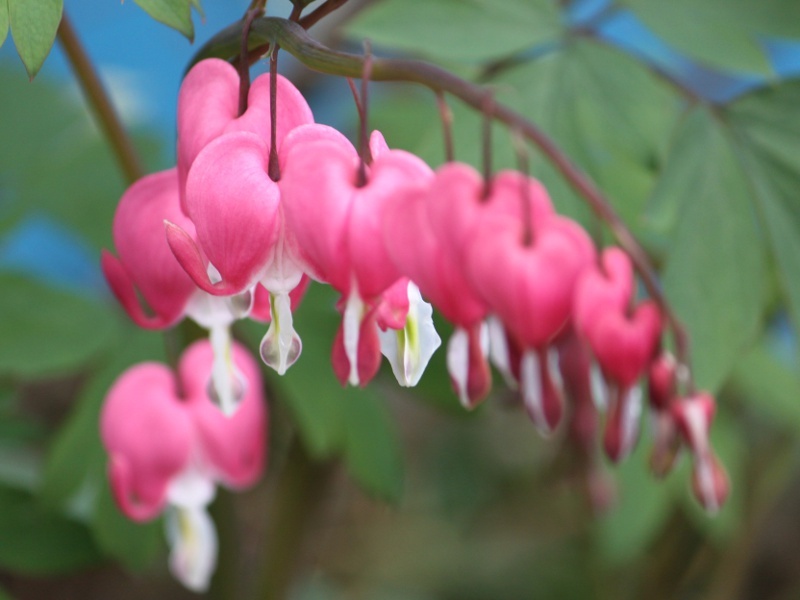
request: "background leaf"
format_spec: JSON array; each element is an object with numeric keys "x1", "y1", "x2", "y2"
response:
[
  {"x1": 0, "y1": 275, "x2": 121, "y2": 378},
  {"x1": 0, "y1": 484, "x2": 102, "y2": 574},
  {"x1": 657, "y1": 108, "x2": 766, "y2": 392},
  {"x1": 7, "y1": 0, "x2": 63, "y2": 78},
  {"x1": 132, "y1": 0, "x2": 194, "y2": 41},
  {"x1": 625, "y1": 0, "x2": 800, "y2": 74},
  {"x1": 346, "y1": 0, "x2": 561, "y2": 63},
  {"x1": 727, "y1": 82, "x2": 800, "y2": 341},
  {"x1": 0, "y1": 1, "x2": 9, "y2": 49}
]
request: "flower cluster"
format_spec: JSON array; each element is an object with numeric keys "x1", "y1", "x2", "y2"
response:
[{"x1": 100, "y1": 58, "x2": 727, "y2": 589}]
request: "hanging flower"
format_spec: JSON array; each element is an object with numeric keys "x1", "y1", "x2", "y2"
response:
[{"x1": 100, "y1": 340, "x2": 266, "y2": 591}]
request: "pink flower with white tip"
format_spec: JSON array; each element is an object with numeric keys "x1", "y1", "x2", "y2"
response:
[
  {"x1": 671, "y1": 393, "x2": 730, "y2": 513},
  {"x1": 102, "y1": 168, "x2": 259, "y2": 414},
  {"x1": 461, "y1": 170, "x2": 596, "y2": 433},
  {"x1": 574, "y1": 247, "x2": 662, "y2": 461},
  {"x1": 280, "y1": 130, "x2": 435, "y2": 387},
  {"x1": 100, "y1": 339, "x2": 266, "y2": 591},
  {"x1": 166, "y1": 65, "x2": 339, "y2": 376}
]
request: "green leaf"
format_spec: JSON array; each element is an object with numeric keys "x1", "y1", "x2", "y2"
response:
[
  {"x1": 0, "y1": 1, "x2": 9, "y2": 49},
  {"x1": 727, "y1": 82, "x2": 800, "y2": 339},
  {"x1": 132, "y1": 0, "x2": 194, "y2": 40},
  {"x1": 0, "y1": 485, "x2": 102, "y2": 574},
  {"x1": 7, "y1": 0, "x2": 63, "y2": 78},
  {"x1": 0, "y1": 276, "x2": 122, "y2": 378},
  {"x1": 346, "y1": 0, "x2": 561, "y2": 63},
  {"x1": 730, "y1": 344, "x2": 800, "y2": 431},
  {"x1": 0, "y1": 584, "x2": 13, "y2": 600},
  {"x1": 625, "y1": 0, "x2": 800, "y2": 75},
  {"x1": 657, "y1": 108, "x2": 766, "y2": 392},
  {"x1": 494, "y1": 39, "x2": 677, "y2": 225}
]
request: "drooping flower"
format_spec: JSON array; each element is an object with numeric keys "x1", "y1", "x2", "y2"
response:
[
  {"x1": 102, "y1": 168, "x2": 256, "y2": 414},
  {"x1": 100, "y1": 339, "x2": 266, "y2": 591},
  {"x1": 573, "y1": 247, "x2": 662, "y2": 461},
  {"x1": 280, "y1": 130, "x2": 434, "y2": 386},
  {"x1": 671, "y1": 393, "x2": 730, "y2": 513}
]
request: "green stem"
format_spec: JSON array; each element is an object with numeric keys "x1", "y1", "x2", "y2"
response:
[
  {"x1": 190, "y1": 16, "x2": 692, "y2": 382},
  {"x1": 57, "y1": 11, "x2": 144, "y2": 184}
]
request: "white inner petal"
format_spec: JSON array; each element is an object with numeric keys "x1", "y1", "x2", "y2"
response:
[
  {"x1": 260, "y1": 291, "x2": 302, "y2": 375},
  {"x1": 683, "y1": 400, "x2": 711, "y2": 455},
  {"x1": 379, "y1": 282, "x2": 441, "y2": 387},
  {"x1": 590, "y1": 361, "x2": 609, "y2": 411},
  {"x1": 165, "y1": 504, "x2": 218, "y2": 593},
  {"x1": 166, "y1": 462, "x2": 217, "y2": 509},
  {"x1": 208, "y1": 324, "x2": 246, "y2": 416},
  {"x1": 343, "y1": 287, "x2": 366, "y2": 386},
  {"x1": 618, "y1": 385, "x2": 643, "y2": 461},
  {"x1": 694, "y1": 455, "x2": 720, "y2": 514},
  {"x1": 446, "y1": 327, "x2": 470, "y2": 408},
  {"x1": 521, "y1": 349, "x2": 549, "y2": 434},
  {"x1": 487, "y1": 315, "x2": 517, "y2": 389}
]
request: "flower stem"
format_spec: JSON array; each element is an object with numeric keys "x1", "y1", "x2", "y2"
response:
[{"x1": 57, "y1": 11, "x2": 144, "y2": 184}]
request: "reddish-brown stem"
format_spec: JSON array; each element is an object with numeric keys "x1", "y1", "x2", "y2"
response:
[
  {"x1": 268, "y1": 47, "x2": 281, "y2": 181},
  {"x1": 57, "y1": 12, "x2": 144, "y2": 184},
  {"x1": 436, "y1": 91, "x2": 455, "y2": 163},
  {"x1": 238, "y1": 8, "x2": 263, "y2": 116},
  {"x1": 288, "y1": 3, "x2": 303, "y2": 22},
  {"x1": 357, "y1": 41, "x2": 373, "y2": 186},
  {"x1": 298, "y1": 0, "x2": 349, "y2": 29},
  {"x1": 512, "y1": 131, "x2": 534, "y2": 247},
  {"x1": 481, "y1": 92, "x2": 494, "y2": 200}
]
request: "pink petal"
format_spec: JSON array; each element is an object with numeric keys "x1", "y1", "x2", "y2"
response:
[
  {"x1": 104, "y1": 169, "x2": 197, "y2": 327},
  {"x1": 180, "y1": 340, "x2": 267, "y2": 488},
  {"x1": 185, "y1": 132, "x2": 281, "y2": 294},
  {"x1": 100, "y1": 363, "x2": 194, "y2": 521},
  {"x1": 177, "y1": 59, "x2": 313, "y2": 208}
]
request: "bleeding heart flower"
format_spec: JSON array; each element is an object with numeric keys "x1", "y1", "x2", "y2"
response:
[
  {"x1": 100, "y1": 339, "x2": 266, "y2": 591},
  {"x1": 167, "y1": 125, "x2": 352, "y2": 376},
  {"x1": 280, "y1": 130, "x2": 433, "y2": 386},
  {"x1": 573, "y1": 247, "x2": 662, "y2": 461},
  {"x1": 465, "y1": 210, "x2": 595, "y2": 433}
]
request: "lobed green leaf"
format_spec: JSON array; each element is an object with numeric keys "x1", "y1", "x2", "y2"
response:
[
  {"x1": 655, "y1": 108, "x2": 767, "y2": 392},
  {"x1": 727, "y1": 82, "x2": 800, "y2": 341}
]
